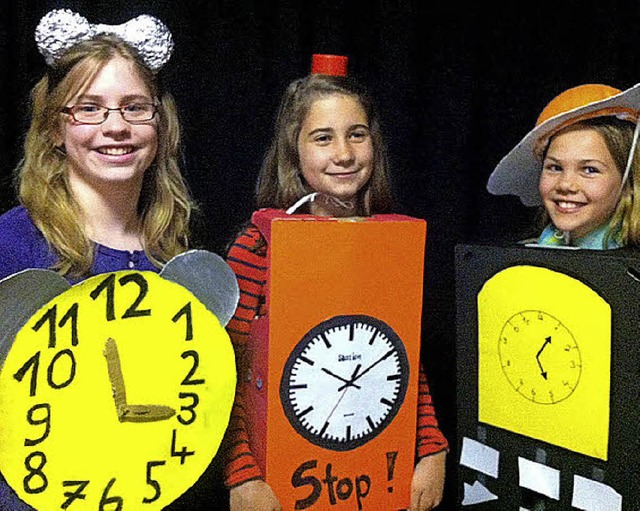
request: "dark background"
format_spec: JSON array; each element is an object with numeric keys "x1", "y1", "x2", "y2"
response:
[{"x1": 1, "y1": 1, "x2": 638, "y2": 509}]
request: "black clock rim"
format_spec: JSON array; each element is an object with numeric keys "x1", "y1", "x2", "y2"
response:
[{"x1": 279, "y1": 314, "x2": 410, "y2": 451}]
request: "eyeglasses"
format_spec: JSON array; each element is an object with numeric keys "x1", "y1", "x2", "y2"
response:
[{"x1": 61, "y1": 103, "x2": 158, "y2": 124}]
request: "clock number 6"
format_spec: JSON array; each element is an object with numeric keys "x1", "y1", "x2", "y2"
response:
[
  {"x1": 90, "y1": 273, "x2": 151, "y2": 321},
  {"x1": 99, "y1": 478, "x2": 123, "y2": 511}
]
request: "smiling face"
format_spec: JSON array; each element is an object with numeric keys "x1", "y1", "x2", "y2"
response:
[
  {"x1": 539, "y1": 125, "x2": 623, "y2": 239},
  {"x1": 297, "y1": 94, "x2": 373, "y2": 214},
  {"x1": 61, "y1": 55, "x2": 158, "y2": 195}
]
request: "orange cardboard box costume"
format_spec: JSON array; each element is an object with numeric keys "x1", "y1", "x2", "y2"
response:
[{"x1": 243, "y1": 209, "x2": 426, "y2": 510}]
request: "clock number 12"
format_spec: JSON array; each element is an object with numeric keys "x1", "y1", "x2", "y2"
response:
[{"x1": 90, "y1": 273, "x2": 152, "y2": 321}]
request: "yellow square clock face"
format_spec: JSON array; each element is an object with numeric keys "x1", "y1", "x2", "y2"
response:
[
  {"x1": 0, "y1": 270, "x2": 236, "y2": 510},
  {"x1": 477, "y1": 265, "x2": 611, "y2": 460}
]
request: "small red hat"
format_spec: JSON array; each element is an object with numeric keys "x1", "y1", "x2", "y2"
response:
[{"x1": 311, "y1": 54, "x2": 348, "y2": 77}]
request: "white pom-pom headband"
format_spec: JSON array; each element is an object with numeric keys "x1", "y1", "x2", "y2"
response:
[{"x1": 35, "y1": 9, "x2": 174, "y2": 72}]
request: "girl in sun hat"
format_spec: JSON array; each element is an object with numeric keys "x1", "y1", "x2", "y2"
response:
[{"x1": 487, "y1": 83, "x2": 640, "y2": 249}]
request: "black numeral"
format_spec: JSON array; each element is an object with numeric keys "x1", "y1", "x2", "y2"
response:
[
  {"x1": 14, "y1": 349, "x2": 77, "y2": 397},
  {"x1": 143, "y1": 461, "x2": 166, "y2": 503},
  {"x1": 172, "y1": 302, "x2": 193, "y2": 341},
  {"x1": 99, "y1": 478, "x2": 123, "y2": 511},
  {"x1": 32, "y1": 303, "x2": 79, "y2": 348},
  {"x1": 62, "y1": 480, "x2": 89, "y2": 509},
  {"x1": 170, "y1": 429, "x2": 195, "y2": 464},
  {"x1": 47, "y1": 349, "x2": 76, "y2": 390},
  {"x1": 23, "y1": 451, "x2": 48, "y2": 494},
  {"x1": 90, "y1": 274, "x2": 116, "y2": 321},
  {"x1": 181, "y1": 351, "x2": 204, "y2": 385},
  {"x1": 24, "y1": 404, "x2": 51, "y2": 447},
  {"x1": 90, "y1": 273, "x2": 151, "y2": 321},
  {"x1": 177, "y1": 392, "x2": 199, "y2": 425},
  {"x1": 14, "y1": 352, "x2": 40, "y2": 397},
  {"x1": 119, "y1": 274, "x2": 151, "y2": 318}
]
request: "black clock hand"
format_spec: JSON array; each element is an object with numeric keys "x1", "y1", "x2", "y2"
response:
[
  {"x1": 321, "y1": 367, "x2": 362, "y2": 389},
  {"x1": 322, "y1": 364, "x2": 361, "y2": 427},
  {"x1": 536, "y1": 336, "x2": 551, "y2": 380},
  {"x1": 338, "y1": 349, "x2": 394, "y2": 391}
]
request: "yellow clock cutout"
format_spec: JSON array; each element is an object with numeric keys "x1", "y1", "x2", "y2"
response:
[
  {"x1": 0, "y1": 257, "x2": 237, "y2": 509},
  {"x1": 478, "y1": 265, "x2": 611, "y2": 460}
]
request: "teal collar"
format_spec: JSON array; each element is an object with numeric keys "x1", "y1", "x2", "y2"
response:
[{"x1": 537, "y1": 224, "x2": 622, "y2": 250}]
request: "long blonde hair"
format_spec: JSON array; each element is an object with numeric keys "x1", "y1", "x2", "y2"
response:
[
  {"x1": 18, "y1": 35, "x2": 193, "y2": 277},
  {"x1": 256, "y1": 74, "x2": 394, "y2": 216}
]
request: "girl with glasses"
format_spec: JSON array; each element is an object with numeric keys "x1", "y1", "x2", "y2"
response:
[
  {"x1": 0, "y1": 14, "x2": 193, "y2": 284},
  {"x1": 0, "y1": 11, "x2": 196, "y2": 510}
]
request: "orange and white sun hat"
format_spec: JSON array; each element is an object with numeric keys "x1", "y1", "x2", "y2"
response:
[{"x1": 487, "y1": 83, "x2": 640, "y2": 206}]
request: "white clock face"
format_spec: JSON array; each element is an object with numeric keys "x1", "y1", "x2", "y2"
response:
[{"x1": 280, "y1": 315, "x2": 409, "y2": 451}]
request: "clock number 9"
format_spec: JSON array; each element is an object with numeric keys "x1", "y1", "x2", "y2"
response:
[
  {"x1": 24, "y1": 403, "x2": 51, "y2": 446},
  {"x1": 90, "y1": 273, "x2": 152, "y2": 321}
]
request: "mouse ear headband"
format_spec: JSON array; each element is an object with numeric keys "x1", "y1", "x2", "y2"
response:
[{"x1": 35, "y1": 9, "x2": 174, "y2": 72}]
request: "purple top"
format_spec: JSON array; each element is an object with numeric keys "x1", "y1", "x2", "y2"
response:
[
  {"x1": 0, "y1": 205, "x2": 158, "y2": 510},
  {"x1": 0, "y1": 206, "x2": 157, "y2": 283}
]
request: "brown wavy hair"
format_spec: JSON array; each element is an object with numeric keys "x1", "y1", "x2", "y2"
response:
[
  {"x1": 256, "y1": 74, "x2": 394, "y2": 216},
  {"x1": 17, "y1": 35, "x2": 194, "y2": 277}
]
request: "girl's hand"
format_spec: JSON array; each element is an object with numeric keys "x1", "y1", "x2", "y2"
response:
[
  {"x1": 230, "y1": 480, "x2": 282, "y2": 511},
  {"x1": 409, "y1": 450, "x2": 446, "y2": 511}
]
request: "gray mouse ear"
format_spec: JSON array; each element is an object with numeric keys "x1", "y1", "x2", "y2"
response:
[
  {"x1": 0, "y1": 269, "x2": 70, "y2": 368},
  {"x1": 160, "y1": 250, "x2": 240, "y2": 327}
]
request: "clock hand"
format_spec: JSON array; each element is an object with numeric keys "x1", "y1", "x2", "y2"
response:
[
  {"x1": 103, "y1": 338, "x2": 176, "y2": 422},
  {"x1": 322, "y1": 364, "x2": 361, "y2": 427},
  {"x1": 338, "y1": 349, "x2": 394, "y2": 391},
  {"x1": 121, "y1": 404, "x2": 176, "y2": 422},
  {"x1": 104, "y1": 337, "x2": 127, "y2": 414},
  {"x1": 536, "y1": 336, "x2": 551, "y2": 380},
  {"x1": 323, "y1": 388, "x2": 348, "y2": 424},
  {"x1": 321, "y1": 367, "x2": 361, "y2": 389}
]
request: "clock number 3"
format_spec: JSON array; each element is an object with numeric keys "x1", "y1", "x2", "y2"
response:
[{"x1": 90, "y1": 273, "x2": 151, "y2": 321}]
